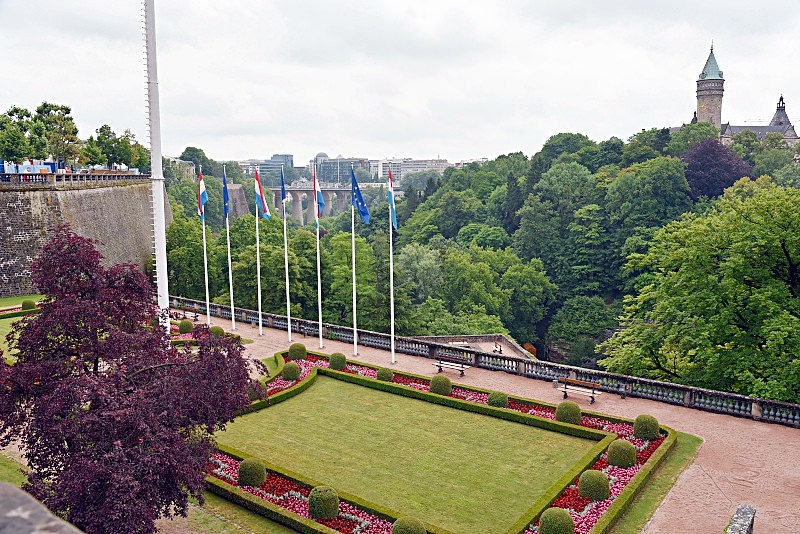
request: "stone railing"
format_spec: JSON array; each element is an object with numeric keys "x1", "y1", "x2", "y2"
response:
[
  {"x1": 169, "y1": 296, "x2": 800, "y2": 428},
  {"x1": 0, "y1": 173, "x2": 151, "y2": 189}
]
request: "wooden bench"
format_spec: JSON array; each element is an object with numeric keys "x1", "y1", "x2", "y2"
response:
[
  {"x1": 558, "y1": 377, "x2": 602, "y2": 404},
  {"x1": 433, "y1": 360, "x2": 471, "y2": 377}
]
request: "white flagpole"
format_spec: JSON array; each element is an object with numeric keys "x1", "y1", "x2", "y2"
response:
[
  {"x1": 314, "y1": 164, "x2": 324, "y2": 349},
  {"x1": 281, "y1": 164, "x2": 292, "y2": 343},
  {"x1": 389, "y1": 203, "x2": 396, "y2": 364},
  {"x1": 255, "y1": 172, "x2": 264, "y2": 337},
  {"x1": 200, "y1": 166, "x2": 211, "y2": 326},
  {"x1": 351, "y1": 193, "x2": 358, "y2": 356},
  {"x1": 224, "y1": 164, "x2": 236, "y2": 331}
]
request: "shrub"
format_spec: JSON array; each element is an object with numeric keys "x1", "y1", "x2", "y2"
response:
[
  {"x1": 238, "y1": 458, "x2": 266, "y2": 488},
  {"x1": 209, "y1": 325, "x2": 225, "y2": 337},
  {"x1": 607, "y1": 439, "x2": 637, "y2": 468},
  {"x1": 288, "y1": 343, "x2": 307, "y2": 361},
  {"x1": 376, "y1": 368, "x2": 394, "y2": 382},
  {"x1": 329, "y1": 352, "x2": 347, "y2": 371},
  {"x1": 578, "y1": 469, "x2": 610, "y2": 501},
  {"x1": 429, "y1": 375, "x2": 452, "y2": 396},
  {"x1": 634, "y1": 414, "x2": 660, "y2": 440},
  {"x1": 555, "y1": 401, "x2": 582, "y2": 425},
  {"x1": 308, "y1": 486, "x2": 339, "y2": 519},
  {"x1": 282, "y1": 361, "x2": 301, "y2": 381},
  {"x1": 178, "y1": 319, "x2": 194, "y2": 334},
  {"x1": 539, "y1": 507, "x2": 574, "y2": 534},
  {"x1": 20, "y1": 300, "x2": 36, "y2": 310},
  {"x1": 487, "y1": 391, "x2": 508, "y2": 408},
  {"x1": 392, "y1": 516, "x2": 426, "y2": 534}
]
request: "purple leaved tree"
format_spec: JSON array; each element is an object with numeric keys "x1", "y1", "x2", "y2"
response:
[{"x1": 0, "y1": 226, "x2": 254, "y2": 534}]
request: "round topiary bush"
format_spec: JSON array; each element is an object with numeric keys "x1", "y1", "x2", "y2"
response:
[
  {"x1": 376, "y1": 368, "x2": 394, "y2": 382},
  {"x1": 238, "y1": 457, "x2": 266, "y2": 488},
  {"x1": 539, "y1": 507, "x2": 574, "y2": 534},
  {"x1": 282, "y1": 361, "x2": 301, "y2": 381},
  {"x1": 209, "y1": 325, "x2": 225, "y2": 337},
  {"x1": 488, "y1": 391, "x2": 508, "y2": 408},
  {"x1": 288, "y1": 342, "x2": 307, "y2": 361},
  {"x1": 555, "y1": 401, "x2": 582, "y2": 425},
  {"x1": 178, "y1": 319, "x2": 194, "y2": 334},
  {"x1": 329, "y1": 352, "x2": 347, "y2": 371},
  {"x1": 21, "y1": 299, "x2": 36, "y2": 310},
  {"x1": 308, "y1": 486, "x2": 339, "y2": 519},
  {"x1": 392, "y1": 516, "x2": 426, "y2": 534},
  {"x1": 429, "y1": 374, "x2": 452, "y2": 396},
  {"x1": 634, "y1": 414, "x2": 660, "y2": 440},
  {"x1": 579, "y1": 469, "x2": 610, "y2": 501},
  {"x1": 607, "y1": 439, "x2": 637, "y2": 468}
]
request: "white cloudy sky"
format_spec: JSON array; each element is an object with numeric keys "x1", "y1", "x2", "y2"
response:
[{"x1": 1, "y1": 1, "x2": 798, "y2": 165}]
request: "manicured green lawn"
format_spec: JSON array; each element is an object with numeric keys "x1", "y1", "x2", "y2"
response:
[
  {"x1": 1, "y1": 317, "x2": 19, "y2": 363},
  {"x1": 0, "y1": 295, "x2": 43, "y2": 309},
  {"x1": 0, "y1": 454, "x2": 27, "y2": 486},
  {"x1": 190, "y1": 493, "x2": 296, "y2": 533},
  {"x1": 217, "y1": 376, "x2": 596, "y2": 533}
]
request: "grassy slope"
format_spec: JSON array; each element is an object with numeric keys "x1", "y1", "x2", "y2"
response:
[{"x1": 217, "y1": 376, "x2": 597, "y2": 534}]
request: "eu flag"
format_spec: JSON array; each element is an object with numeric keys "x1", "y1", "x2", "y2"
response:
[
  {"x1": 222, "y1": 167, "x2": 230, "y2": 219},
  {"x1": 351, "y1": 168, "x2": 370, "y2": 225}
]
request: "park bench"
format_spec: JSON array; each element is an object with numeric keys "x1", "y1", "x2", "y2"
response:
[
  {"x1": 433, "y1": 359, "x2": 471, "y2": 377},
  {"x1": 558, "y1": 377, "x2": 602, "y2": 404}
]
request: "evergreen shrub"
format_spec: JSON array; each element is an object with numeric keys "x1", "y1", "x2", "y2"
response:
[
  {"x1": 429, "y1": 375, "x2": 452, "y2": 396},
  {"x1": 376, "y1": 368, "x2": 394, "y2": 382},
  {"x1": 555, "y1": 401, "x2": 582, "y2": 425},
  {"x1": 578, "y1": 469, "x2": 610, "y2": 501},
  {"x1": 607, "y1": 439, "x2": 637, "y2": 468},
  {"x1": 209, "y1": 325, "x2": 225, "y2": 337},
  {"x1": 178, "y1": 319, "x2": 194, "y2": 334},
  {"x1": 288, "y1": 343, "x2": 307, "y2": 361},
  {"x1": 488, "y1": 391, "x2": 508, "y2": 408},
  {"x1": 282, "y1": 361, "x2": 301, "y2": 381},
  {"x1": 634, "y1": 414, "x2": 660, "y2": 440},
  {"x1": 20, "y1": 300, "x2": 36, "y2": 310},
  {"x1": 238, "y1": 458, "x2": 266, "y2": 488},
  {"x1": 329, "y1": 352, "x2": 347, "y2": 371},
  {"x1": 539, "y1": 507, "x2": 574, "y2": 534},
  {"x1": 308, "y1": 486, "x2": 339, "y2": 519},
  {"x1": 392, "y1": 516, "x2": 426, "y2": 534}
]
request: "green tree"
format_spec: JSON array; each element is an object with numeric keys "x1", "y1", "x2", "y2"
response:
[
  {"x1": 81, "y1": 136, "x2": 107, "y2": 166},
  {"x1": 34, "y1": 102, "x2": 81, "y2": 163},
  {"x1": 665, "y1": 122, "x2": 719, "y2": 156},
  {"x1": 499, "y1": 259, "x2": 556, "y2": 344},
  {"x1": 729, "y1": 129, "x2": 761, "y2": 165},
  {"x1": 754, "y1": 148, "x2": 794, "y2": 178},
  {"x1": 396, "y1": 243, "x2": 443, "y2": 304},
  {"x1": 0, "y1": 124, "x2": 31, "y2": 164}
]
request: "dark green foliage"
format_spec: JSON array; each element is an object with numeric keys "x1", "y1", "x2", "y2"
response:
[
  {"x1": 392, "y1": 516, "x2": 427, "y2": 534},
  {"x1": 487, "y1": 391, "x2": 508, "y2": 408},
  {"x1": 237, "y1": 458, "x2": 266, "y2": 488},
  {"x1": 329, "y1": 352, "x2": 347, "y2": 371},
  {"x1": 634, "y1": 414, "x2": 660, "y2": 440},
  {"x1": 555, "y1": 401, "x2": 582, "y2": 425},
  {"x1": 607, "y1": 439, "x2": 637, "y2": 468},
  {"x1": 209, "y1": 325, "x2": 225, "y2": 337},
  {"x1": 539, "y1": 507, "x2": 575, "y2": 534},
  {"x1": 288, "y1": 343, "x2": 307, "y2": 361},
  {"x1": 282, "y1": 361, "x2": 301, "y2": 381},
  {"x1": 376, "y1": 368, "x2": 394, "y2": 382},
  {"x1": 429, "y1": 374, "x2": 452, "y2": 396},
  {"x1": 20, "y1": 299, "x2": 36, "y2": 310},
  {"x1": 178, "y1": 319, "x2": 194, "y2": 334},
  {"x1": 308, "y1": 486, "x2": 339, "y2": 519},
  {"x1": 579, "y1": 469, "x2": 610, "y2": 501}
]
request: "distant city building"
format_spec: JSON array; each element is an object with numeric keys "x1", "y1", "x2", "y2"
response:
[
  {"x1": 312, "y1": 153, "x2": 371, "y2": 184},
  {"x1": 454, "y1": 158, "x2": 489, "y2": 169},
  {"x1": 239, "y1": 155, "x2": 295, "y2": 176},
  {"x1": 375, "y1": 158, "x2": 452, "y2": 182}
]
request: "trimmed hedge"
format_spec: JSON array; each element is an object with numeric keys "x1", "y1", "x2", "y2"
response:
[
  {"x1": 579, "y1": 469, "x2": 610, "y2": 501},
  {"x1": 607, "y1": 439, "x2": 637, "y2": 468},
  {"x1": 634, "y1": 414, "x2": 660, "y2": 440},
  {"x1": 20, "y1": 299, "x2": 36, "y2": 310},
  {"x1": 487, "y1": 391, "x2": 508, "y2": 408},
  {"x1": 288, "y1": 343, "x2": 308, "y2": 361},
  {"x1": 282, "y1": 361, "x2": 301, "y2": 381},
  {"x1": 429, "y1": 375, "x2": 452, "y2": 396},
  {"x1": 178, "y1": 319, "x2": 194, "y2": 334},
  {"x1": 210, "y1": 325, "x2": 225, "y2": 337},
  {"x1": 539, "y1": 507, "x2": 574, "y2": 534},
  {"x1": 308, "y1": 486, "x2": 339, "y2": 519},
  {"x1": 555, "y1": 401, "x2": 582, "y2": 425},
  {"x1": 329, "y1": 352, "x2": 347, "y2": 371},
  {"x1": 238, "y1": 458, "x2": 266, "y2": 488},
  {"x1": 0, "y1": 308, "x2": 40, "y2": 320},
  {"x1": 392, "y1": 516, "x2": 426, "y2": 534},
  {"x1": 376, "y1": 368, "x2": 394, "y2": 382}
]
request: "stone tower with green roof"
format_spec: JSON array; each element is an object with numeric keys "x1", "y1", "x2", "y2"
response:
[{"x1": 696, "y1": 46, "x2": 724, "y2": 128}]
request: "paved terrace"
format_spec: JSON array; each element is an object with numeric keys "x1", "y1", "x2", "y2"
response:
[{"x1": 208, "y1": 314, "x2": 800, "y2": 534}]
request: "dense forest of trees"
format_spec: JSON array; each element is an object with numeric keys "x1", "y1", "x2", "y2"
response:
[{"x1": 164, "y1": 123, "x2": 800, "y2": 402}]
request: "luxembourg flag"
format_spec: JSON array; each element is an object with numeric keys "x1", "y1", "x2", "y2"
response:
[
  {"x1": 313, "y1": 165, "x2": 325, "y2": 224},
  {"x1": 254, "y1": 169, "x2": 270, "y2": 220},
  {"x1": 197, "y1": 169, "x2": 208, "y2": 219},
  {"x1": 388, "y1": 166, "x2": 398, "y2": 230}
]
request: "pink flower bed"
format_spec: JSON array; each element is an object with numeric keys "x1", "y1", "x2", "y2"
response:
[{"x1": 257, "y1": 355, "x2": 667, "y2": 533}]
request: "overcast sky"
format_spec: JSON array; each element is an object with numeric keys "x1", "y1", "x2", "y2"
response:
[{"x1": 1, "y1": 1, "x2": 798, "y2": 166}]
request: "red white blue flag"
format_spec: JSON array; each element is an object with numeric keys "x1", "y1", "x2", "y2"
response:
[
  {"x1": 254, "y1": 169, "x2": 270, "y2": 220},
  {"x1": 197, "y1": 169, "x2": 208, "y2": 220}
]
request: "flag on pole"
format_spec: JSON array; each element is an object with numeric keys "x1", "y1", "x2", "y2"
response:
[
  {"x1": 222, "y1": 166, "x2": 230, "y2": 219},
  {"x1": 197, "y1": 170, "x2": 208, "y2": 219},
  {"x1": 313, "y1": 165, "x2": 325, "y2": 225},
  {"x1": 351, "y1": 168, "x2": 370, "y2": 225},
  {"x1": 280, "y1": 165, "x2": 287, "y2": 207},
  {"x1": 254, "y1": 169, "x2": 271, "y2": 220},
  {"x1": 388, "y1": 166, "x2": 398, "y2": 230}
]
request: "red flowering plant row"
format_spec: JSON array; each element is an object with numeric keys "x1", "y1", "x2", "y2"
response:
[{"x1": 209, "y1": 452, "x2": 394, "y2": 534}]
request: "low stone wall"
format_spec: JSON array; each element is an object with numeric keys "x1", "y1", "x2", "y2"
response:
[
  {"x1": 0, "y1": 483, "x2": 83, "y2": 533},
  {"x1": 727, "y1": 504, "x2": 756, "y2": 534}
]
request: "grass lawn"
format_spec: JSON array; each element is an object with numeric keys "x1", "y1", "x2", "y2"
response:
[
  {"x1": 1, "y1": 317, "x2": 19, "y2": 363},
  {"x1": 0, "y1": 295, "x2": 43, "y2": 310},
  {"x1": 0, "y1": 453, "x2": 27, "y2": 487},
  {"x1": 217, "y1": 376, "x2": 597, "y2": 534},
  {"x1": 189, "y1": 493, "x2": 297, "y2": 533}
]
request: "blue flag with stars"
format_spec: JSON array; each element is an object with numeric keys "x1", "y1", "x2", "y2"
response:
[{"x1": 351, "y1": 168, "x2": 370, "y2": 225}]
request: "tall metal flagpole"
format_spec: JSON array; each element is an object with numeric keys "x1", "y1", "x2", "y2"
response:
[
  {"x1": 224, "y1": 164, "x2": 236, "y2": 331},
  {"x1": 281, "y1": 165, "x2": 292, "y2": 343},
  {"x1": 314, "y1": 164, "x2": 324, "y2": 349},
  {"x1": 351, "y1": 165, "x2": 358, "y2": 356},
  {"x1": 143, "y1": 0, "x2": 169, "y2": 332},
  {"x1": 255, "y1": 170, "x2": 264, "y2": 336},
  {"x1": 200, "y1": 166, "x2": 211, "y2": 326},
  {"x1": 388, "y1": 167, "x2": 397, "y2": 364}
]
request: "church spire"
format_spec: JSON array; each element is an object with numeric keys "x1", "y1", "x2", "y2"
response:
[
  {"x1": 696, "y1": 46, "x2": 724, "y2": 128},
  {"x1": 770, "y1": 95, "x2": 791, "y2": 126},
  {"x1": 699, "y1": 46, "x2": 724, "y2": 80}
]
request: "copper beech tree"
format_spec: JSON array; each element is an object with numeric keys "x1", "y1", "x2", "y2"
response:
[{"x1": 0, "y1": 226, "x2": 254, "y2": 534}]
